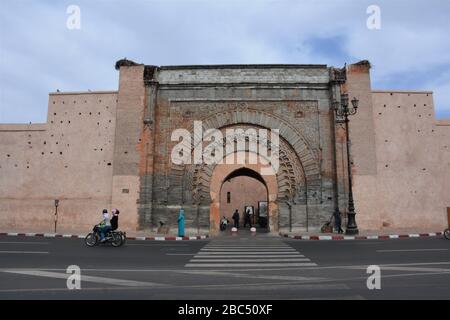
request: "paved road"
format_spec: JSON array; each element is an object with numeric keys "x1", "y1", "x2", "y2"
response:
[{"x1": 0, "y1": 233, "x2": 449, "y2": 299}]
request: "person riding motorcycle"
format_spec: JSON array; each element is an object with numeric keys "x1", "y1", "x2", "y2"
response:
[
  {"x1": 110, "y1": 208, "x2": 120, "y2": 231},
  {"x1": 96, "y1": 209, "x2": 111, "y2": 242}
]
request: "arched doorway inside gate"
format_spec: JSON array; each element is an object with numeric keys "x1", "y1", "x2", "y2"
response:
[
  {"x1": 209, "y1": 152, "x2": 279, "y2": 235},
  {"x1": 219, "y1": 167, "x2": 268, "y2": 231}
]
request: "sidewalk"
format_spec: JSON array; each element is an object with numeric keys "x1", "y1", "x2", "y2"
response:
[
  {"x1": 0, "y1": 227, "x2": 208, "y2": 241},
  {"x1": 0, "y1": 227, "x2": 445, "y2": 241},
  {"x1": 281, "y1": 227, "x2": 444, "y2": 241}
]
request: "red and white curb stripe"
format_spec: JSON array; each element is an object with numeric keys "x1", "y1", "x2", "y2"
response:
[
  {"x1": 0, "y1": 232, "x2": 208, "y2": 241},
  {"x1": 282, "y1": 232, "x2": 443, "y2": 241},
  {"x1": 126, "y1": 236, "x2": 208, "y2": 241}
]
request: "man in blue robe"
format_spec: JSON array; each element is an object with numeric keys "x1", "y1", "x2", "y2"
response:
[{"x1": 178, "y1": 208, "x2": 185, "y2": 237}]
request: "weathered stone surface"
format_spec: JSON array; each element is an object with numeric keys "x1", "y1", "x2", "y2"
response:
[{"x1": 0, "y1": 61, "x2": 448, "y2": 234}]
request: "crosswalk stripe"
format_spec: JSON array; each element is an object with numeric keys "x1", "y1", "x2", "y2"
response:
[
  {"x1": 204, "y1": 246, "x2": 292, "y2": 248},
  {"x1": 185, "y1": 263, "x2": 317, "y2": 268},
  {"x1": 193, "y1": 255, "x2": 304, "y2": 258},
  {"x1": 200, "y1": 249, "x2": 297, "y2": 252},
  {"x1": 196, "y1": 251, "x2": 301, "y2": 255},
  {"x1": 190, "y1": 258, "x2": 311, "y2": 262},
  {"x1": 202, "y1": 246, "x2": 294, "y2": 248}
]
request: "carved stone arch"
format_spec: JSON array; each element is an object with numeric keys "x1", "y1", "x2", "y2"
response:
[
  {"x1": 186, "y1": 108, "x2": 320, "y2": 184},
  {"x1": 183, "y1": 125, "x2": 307, "y2": 205}
]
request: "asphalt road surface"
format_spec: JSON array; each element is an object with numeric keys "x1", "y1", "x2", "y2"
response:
[{"x1": 0, "y1": 233, "x2": 449, "y2": 299}]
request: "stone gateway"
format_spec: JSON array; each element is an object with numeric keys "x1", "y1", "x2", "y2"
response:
[{"x1": 0, "y1": 60, "x2": 449, "y2": 235}]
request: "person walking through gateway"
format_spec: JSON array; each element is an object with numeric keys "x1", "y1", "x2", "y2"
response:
[
  {"x1": 232, "y1": 209, "x2": 240, "y2": 229},
  {"x1": 244, "y1": 207, "x2": 252, "y2": 228}
]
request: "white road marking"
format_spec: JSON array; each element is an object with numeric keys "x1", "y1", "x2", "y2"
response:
[
  {"x1": 185, "y1": 263, "x2": 317, "y2": 268},
  {"x1": 0, "y1": 251, "x2": 49, "y2": 254},
  {"x1": 129, "y1": 244, "x2": 189, "y2": 247},
  {"x1": 1, "y1": 270, "x2": 165, "y2": 287},
  {"x1": 190, "y1": 258, "x2": 311, "y2": 262},
  {"x1": 166, "y1": 253, "x2": 197, "y2": 256},
  {"x1": 3, "y1": 261, "x2": 450, "y2": 274},
  {"x1": 179, "y1": 270, "x2": 327, "y2": 282},
  {"x1": 196, "y1": 251, "x2": 301, "y2": 255},
  {"x1": 204, "y1": 246, "x2": 292, "y2": 248},
  {"x1": 0, "y1": 278, "x2": 350, "y2": 294},
  {"x1": 0, "y1": 284, "x2": 349, "y2": 294},
  {"x1": 314, "y1": 261, "x2": 450, "y2": 271},
  {"x1": 2, "y1": 269, "x2": 449, "y2": 297},
  {"x1": 0, "y1": 242, "x2": 48, "y2": 245},
  {"x1": 206, "y1": 283, "x2": 349, "y2": 290},
  {"x1": 200, "y1": 248, "x2": 297, "y2": 252},
  {"x1": 345, "y1": 265, "x2": 450, "y2": 273},
  {"x1": 193, "y1": 255, "x2": 304, "y2": 258},
  {"x1": 376, "y1": 249, "x2": 449, "y2": 252},
  {"x1": 382, "y1": 266, "x2": 450, "y2": 272}
]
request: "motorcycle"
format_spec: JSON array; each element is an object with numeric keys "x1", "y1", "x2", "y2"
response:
[
  {"x1": 444, "y1": 228, "x2": 450, "y2": 240},
  {"x1": 84, "y1": 228, "x2": 124, "y2": 247}
]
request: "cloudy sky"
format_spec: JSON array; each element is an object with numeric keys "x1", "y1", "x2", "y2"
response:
[{"x1": 1, "y1": 0, "x2": 449, "y2": 123}]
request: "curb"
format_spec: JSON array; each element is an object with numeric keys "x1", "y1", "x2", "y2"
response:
[
  {"x1": 0, "y1": 232, "x2": 209, "y2": 241},
  {"x1": 281, "y1": 232, "x2": 443, "y2": 241}
]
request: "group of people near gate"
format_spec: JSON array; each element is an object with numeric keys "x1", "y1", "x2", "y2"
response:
[
  {"x1": 220, "y1": 207, "x2": 254, "y2": 231},
  {"x1": 92, "y1": 207, "x2": 345, "y2": 237}
]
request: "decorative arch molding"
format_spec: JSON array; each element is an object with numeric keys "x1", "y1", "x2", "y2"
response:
[
  {"x1": 187, "y1": 107, "x2": 321, "y2": 181},
  {"x1": 181, "y1": 126, "x2": 307, "y2": 206}
]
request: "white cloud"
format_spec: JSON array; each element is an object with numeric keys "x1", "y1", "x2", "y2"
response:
[{"x1": 0, "y1": 0, "x2": 449, "y2": 122}]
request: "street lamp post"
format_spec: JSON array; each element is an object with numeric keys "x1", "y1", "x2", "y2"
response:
[{"x1": 334, "y1": 93, "x2": 359, "y2": 235}]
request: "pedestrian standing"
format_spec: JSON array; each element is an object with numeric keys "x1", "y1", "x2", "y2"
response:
[
  {"x1": 333, "y1": 210, "x2": 344, "y2": 234},
  {"x1": 232, "y1": 209, "x2": 240, "y2": 229},
  {"x1": 244, "y1": 208, "x2": 252, "y2": 228},
  {"x1": 178, "y1": 208, "x2": 185, "y2": 237}
]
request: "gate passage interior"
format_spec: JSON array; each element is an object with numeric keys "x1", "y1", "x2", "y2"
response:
[{"x1": 219, "y1": 167, "x2": 269, "y2": 230}]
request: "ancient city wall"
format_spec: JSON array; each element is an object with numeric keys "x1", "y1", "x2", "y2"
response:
[
  {"x1": 436, "y1": 119, "x2": 450, "y2": 227},
  {"x1": 347, "y1": 61, "x2": 449, "y2": 231},
  {"x1": 370, "y1": 91, "x2": 448, "y2": 230},
  {"x1": 0, "y1": 91, "x2": 118, "y2": 233},
  {"x1": 1, "y1": 61, "x2": 448, "y2": 234}
]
